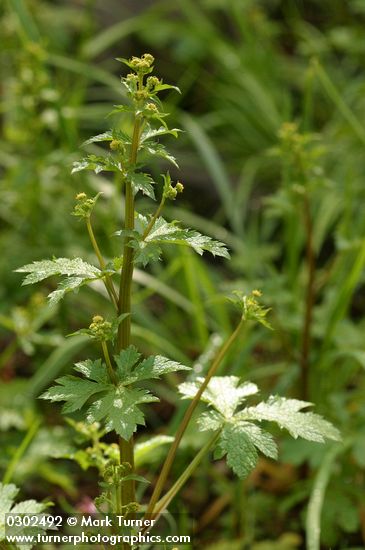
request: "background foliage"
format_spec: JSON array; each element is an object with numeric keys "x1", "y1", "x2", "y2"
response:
[{"x1": 1, "y1": 1, "x2": 365, "y2": 548}]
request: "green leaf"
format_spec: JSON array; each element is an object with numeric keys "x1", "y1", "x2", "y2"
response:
[
  {"x1": 40, "y1": 375, "x2": 110, "y2": 414},
  {"x1": 122, "y1": 217, "x2": 230, "y2": 265},
  {"x1": 0, "y1": 483, "x2": 49, "y2": 548},
  {"x1": 241, "y1": 396, "x2": 341, "y2": 443},
  {"x1": 142, "y1": 142, "x2": 179, "y2": 167},
  {"x1": 197, "y1": 410, "x2": 224, "y2": 432},
  {"x1": 82, "y1": 131, "x2": 113, "y2": 146},
  {"x1": 128, "y1": 171, "x2": 156, "y2": 199},
  {"x1": 153, "y1": 83, "x2": 181, "y2": 94},
  {"x1": 82, "y1": 129, "x2": 131, "y2": 147},
  {"x1": 179, "y1": 376, "x2": 258, "y2": 418},
  {"x1": 133, "y1": 355, "x2": 190, "y2": 382},
  {"x1": 140, "y1": 125, "x2": 180, "y2": 143},
  {"x1": 16, "y1": 257, "x2": 100, "y2": 285},
  {"x1": 114, "y1": 345, "x2": 190, "y2": 384},
  {"x1": 16, "y1": 258, "x2": 102, "y2": 304},
  {"x1": 72, "y1": 154, "x2": 122, "y2": 174},
  {"x1": 219, "y1": 423, "x2": 259, "y2": 478},
  {"x1": 146, "y1": 218, "x2": 230, "y2": 258},
  {"x1": 87, "y1": 386, "x2": 158, "y2": 440},
  {"x1": 42, "y1": 349, "x2": 189, "y2": 439}
]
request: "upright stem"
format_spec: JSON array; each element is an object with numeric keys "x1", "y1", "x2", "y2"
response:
[
  {"x1": 117, "y1": 114, "x2": 141, "y2": 514},
  {"x1": 153, "y1": 430, "x2": 220, "y2": 518},
  {"x1": 86, "y1": 217, "x2": 118, "y2": 309},
  {"x1": 300, "y1": 193, "x2": 315, "y2": 401},
  {"x1": 146, "y1": 318, "x2": 244, "y2": 516}
]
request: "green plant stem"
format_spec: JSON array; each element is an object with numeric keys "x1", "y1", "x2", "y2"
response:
[
  {"x1": 117, "y1": 113, "x2": 142, "y2": 524},
  {"x1": 101, "y1": 340, "x2": 117, "y2": 385},
  {"x1": 2, "y1": 418, "x2": 41, "y2": 484},
  {"x1": 153, "y1": 430, "x2": 220, "y2": 518},
  {"x1": 86, "y1": 217, "x2": 118, "y2": 308},
  {"x1": 145, "y1": 318, "x2": 244, "y2": 516},
  {"x1": 142, "y1": 196, "x2": 166, "y2": 240}
]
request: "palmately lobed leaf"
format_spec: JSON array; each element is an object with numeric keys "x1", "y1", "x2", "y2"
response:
[
  {"x1": 240, "y1": 396, "x2": 341, "y2": 443},
  {"x1": 86, "y1": 386, "x2": 158, "y2": 440},
  {"x1": 179, "y1": 376, "x2": 258, "y2": 418}
]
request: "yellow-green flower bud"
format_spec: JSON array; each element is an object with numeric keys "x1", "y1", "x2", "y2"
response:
[
  {"x1": 126, "y1": 73, "x2": 138, "y2": 82},
  {"x1": 110, "y1": 139, "x2": 120, "y2": 151},
  {"x1": 73, "y1": 192, "x2": 100, "y2": 219},
  {"x1": 146, "y1": 102, "x2": 158, "y2": 112},
  {"x1": 134, "y1": 90, "x2": 149, "y2": 101},
  {"x1": 89, "y1": 315, "x2": 113, "y2": 341},
  {"x1": 146, "y1": 76, "x2": 160, "y2": 90},
  {"x1": 142, "y1": 53, "x2": 154, "y2": 66},
  {"x1": 175, "y1": 182, "x2": 184, "y2": 193},
  {"x1": 124, "y1": 502, "x2": 140, "y2": 514}
]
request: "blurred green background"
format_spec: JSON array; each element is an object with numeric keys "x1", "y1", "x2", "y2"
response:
[{"x1": 1, "y1": 1, "x2": 365, "y2": 548}]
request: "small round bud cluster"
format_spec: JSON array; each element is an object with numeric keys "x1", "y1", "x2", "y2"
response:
[
  {"x1": 124, "y1": 502, "x2": 140, "y2": 514},
  {"x1": 252, "y1": 289, "x2": 262, "y2": 297},
  {"x1": 89, "y1": 315, "x2": 112, "y2": 341},
  {"x1": 134, "y1": 89, "x2": 149, "y2": 101},
  {"x1": 126, "y1": 73, "x2": 139, "y2": 83},
  {"x1": 73, "y1": 193, "x2": 96, "y2": 219},
  {"x1": 129, "y1": 53, "x2": 154, "y2": 73},
  {"x1": 146, "y1": 102, "x2": 158, "y2": 112},
  {"x1": 146, "y1": 76, "x2": 160, "y2": 91},
  {"x1": 165, "y1": 180, "x2": 184, "y2": 200},
  {"x1": 110, "y1": 139, "x2": 122, "y2": 151}
]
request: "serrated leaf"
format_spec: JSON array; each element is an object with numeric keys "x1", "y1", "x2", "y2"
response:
[
  {"x1": 48, "y1": 276, "x2": 86, "y2": 305},
  {"x1": 0, "y1": 483, "x2": 18, "y2": 515},
  {"x1": 87, "y1": 386, "x2": 158, "y2": 440},
  {"x1": 145, "y1": 218, "x2": 230, "y2": 258},
  {"x1": 74, "y1": 359, "x2": 109, "y2": 383},
  {"x1": 40, "y1": 374, "x2": 110, "y2": 414},
  {"x1": 235, "y1": 421, "x2": 278, "y2": 460},
  {"x1": 197, "y1": 410, "x2": 224, "y2": 432},
  {"x1": 143, "y1": 142, "x2": 179, "y2": 167},
  {"x1": 179, "y1": 376, "x2": 258, "y2": 418},
  {"x1": 124, "y1": 217, "x2": 230, "y2": 265},
  {"x1": 114, "y1": 345, "x2": 190, "y2": 384},
  {"x1": 241, "y1": 396, "x2": 341, "y2": 443},
  {"x1": 16, "y1": 258, "x2": 102, "y2": 304},
  {"x1": 140, "y1": 125, "x2": 180, "y2": 143},
  {"x1": 72, "y1": 154, "x2": 122, "y2": 174},
  {"x1": 16, "y1": 258, "x2": 100, "y2": 285},
  {"x1": 219, "y1": 423, "x2": 258, "y2": 478},
  {"x1": 82, "y1": 131, "x2": 113, "y2": 146},
  {"x1": 128, "y1": 171, "x2": 156, "y2": 199},
  {"x1": 82, "y1": 129, "x2": 131, "y2": 147},
  {"x1": 133, "y1": 355, "x2": 190, "y2": 382},
  {"x1": 0, "y1": 483, "x2": 49, "y2": 547}
]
